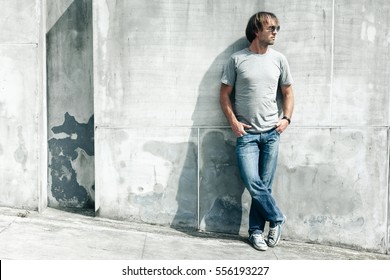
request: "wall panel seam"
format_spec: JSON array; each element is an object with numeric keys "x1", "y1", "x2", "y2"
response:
[
  {"x1": 387, "y1": 127, "x2": 390, "y2": 254},
  {"x1": 197, "y1": 127, "x2": 200, "y2": 230},
  {"x1": 330, "y1": 0, "x2": 335, "y2": 126}
]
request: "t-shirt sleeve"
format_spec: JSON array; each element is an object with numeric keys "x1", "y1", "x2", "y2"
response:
[
  {"x1": 279, "y1": 55, "x2": 294, "y2": 86},
  {"x1": 221, "y1": 57, "x2": 236, "y2": 86}
]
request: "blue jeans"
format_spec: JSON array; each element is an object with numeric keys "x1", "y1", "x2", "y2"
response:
[{"x1": 236, "y1": 128, "x2": 284, "y2": 235}]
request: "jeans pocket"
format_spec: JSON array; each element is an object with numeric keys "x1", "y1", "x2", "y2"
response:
[
  {"x1": 272, "y1": 127, "x2": 281, "y2": 135},
  {"x1": 236, "y1": 133, "x2": 251, "y2": 146}
]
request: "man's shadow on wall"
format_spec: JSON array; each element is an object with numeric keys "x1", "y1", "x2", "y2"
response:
[
  {"x1": 193, "y1": 38, "x2": 251, "y2": 236},
  {"x1": 144, "y1": 38, "x2": 250, "y2": 237}
]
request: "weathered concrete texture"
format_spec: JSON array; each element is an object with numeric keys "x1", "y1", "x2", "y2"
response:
[
  {"x1": 2, "y1": 0, "x2": 389, "y2": 256},
  {"x1": 46, "y1": 0, "x2": 74, "y2": 31},
  {"x1": 332, "y1": 0, "x2": 390, "y2": 126},
  {"x1": 95, "y1": 128, "x2": 198, "y2": 228},
  {"x1": 93, "y1": 0, "x2": 262, "y2": 128},
  {"x1": 0, "y1": 0, "x2": 41, "y2": 210},
  {"x1": 199, "y1": 129, "x2": 249, "y2": 235},
  {"x1": 0, "y1": 0, "x2": 39, "y2": 43},
  {"x1": 46, "y1": 0, "x2": 94, "y2": 208},
  {"x1": 266, "y1": 0, "x2": 334, "y2": 127},
  {"x1": 275, "y1": 128, "x2": 389, "y2": 253},
  {"x1": 2, "y1": 207, "x2": 390, "y2": 260},
  {"x1": 91, "y1": 0, "x2": 390, "y2": 254},
  {"x1": 48, "y1": 113, "x2": 94, "y2": 208}
]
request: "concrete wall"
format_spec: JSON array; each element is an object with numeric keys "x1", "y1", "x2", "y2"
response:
[
  {"x1": 0, "y1": 0, "x2": 46, "y2": 210},
  {"x1": 0, "y1": 0, "x2": 389, "y2": 255},
  {"x1": 94, "y1": 0, "x2": 390, "y2": 254},
  {"x1": 46, "y1": 0, "x2": 94, "y2": 209}
]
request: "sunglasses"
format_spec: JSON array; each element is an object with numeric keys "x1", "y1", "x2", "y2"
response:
[{"x1": 266, "y1": 25, "x2": 281, "y2": 33}]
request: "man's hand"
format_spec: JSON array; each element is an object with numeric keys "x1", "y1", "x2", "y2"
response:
[
  {"x1": 275, "y1": 119, "x2": 289, "y2": 134},
  {"x1": 277, "y1": 85, "x2": 294, "y2": 134},
  {"x1": 232, "y1": 121, "x2": 252, "y2": 137}
]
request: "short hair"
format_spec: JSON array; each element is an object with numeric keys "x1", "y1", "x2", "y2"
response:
[{"x1": 245, "y1": 11, "x2": 279, "y2": 42}]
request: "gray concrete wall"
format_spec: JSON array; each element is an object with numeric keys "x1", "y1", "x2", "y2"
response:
[
  {"x1": 46, "y1": 0, "x2": 94, "y2": 209},
  {"x1": 0, "y1": 0, "x2": 45, "y2": 210},
  {"x1": 0, "y1": 0, "x2": 388, "y2": 255},
  {"x1": 93, "y1": 0, "x2": 390, "y2": 254}
]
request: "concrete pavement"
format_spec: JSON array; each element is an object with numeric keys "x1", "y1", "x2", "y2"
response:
[{"x1": 0, "y1": 206, "x2": 389, "y2": 260}]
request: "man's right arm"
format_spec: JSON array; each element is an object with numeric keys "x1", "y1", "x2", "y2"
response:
[{"x1": 220, "y1": 83, "x2": 251, "y2": 137}]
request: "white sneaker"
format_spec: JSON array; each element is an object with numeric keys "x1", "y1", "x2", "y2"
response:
[
  {"x1": 267, "y1": 216, "x2": 286, "y2": 247},
  {"x1": 249, "y1": 232, "x2": 268, "y2": 251}
]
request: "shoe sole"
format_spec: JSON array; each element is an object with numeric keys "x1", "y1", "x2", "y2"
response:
[{"x1": 253, "y1": 243, "x2": 268, "y2": 251}]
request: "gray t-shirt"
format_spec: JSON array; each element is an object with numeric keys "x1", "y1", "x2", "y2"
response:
[{"x1": 221, "y1": 48, "x2": 293, "y2": 133}]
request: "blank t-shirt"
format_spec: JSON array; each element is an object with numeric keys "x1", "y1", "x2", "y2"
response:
[{"x1": 221, "y1": 48, "x2": 293, "y2": 133}]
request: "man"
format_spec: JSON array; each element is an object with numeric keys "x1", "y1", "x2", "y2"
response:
[{"x1": 220, "y1": 11, "x2": 294, "y2": 251}]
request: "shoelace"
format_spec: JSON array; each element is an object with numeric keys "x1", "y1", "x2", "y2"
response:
[
  {"x1": 268, "y1": 227, "x2": 278, "y2": 240},
  {"x1": 252, "y1": 233, "x2": 264, "y2": 241}
]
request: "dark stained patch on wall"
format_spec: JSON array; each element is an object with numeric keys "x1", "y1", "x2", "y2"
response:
[
  {"x1": 46, "y1": 0, "x2": 94, "y2": 210},
  {"x1": 48, "y1": 113, "x2": 94, "y2": 208}
]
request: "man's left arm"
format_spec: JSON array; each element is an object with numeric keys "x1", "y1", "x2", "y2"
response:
[{"x1": 276, "y1": 85, "x2": 294, "y2": 134}]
